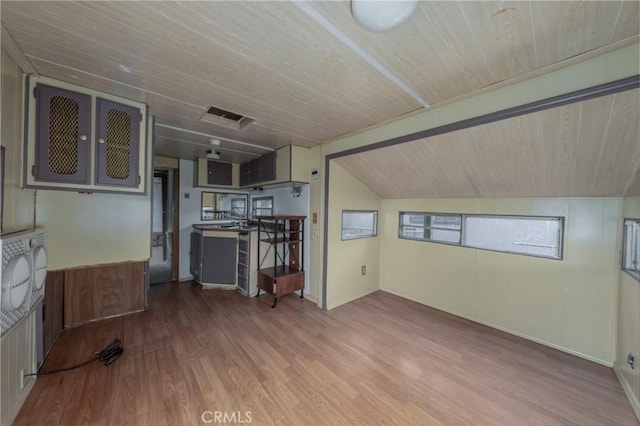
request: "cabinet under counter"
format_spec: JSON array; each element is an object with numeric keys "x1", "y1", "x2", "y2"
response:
[{"x1": 190, "y1": 225, "x2": 258, "y2": 295}]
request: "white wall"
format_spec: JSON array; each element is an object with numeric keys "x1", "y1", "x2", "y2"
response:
[
  {"x1": 379, "y1": 197, "x2": 621, "y2": 365},
  {"x1": 326, "y1": 162, "x2": 381, "y2": 309}
]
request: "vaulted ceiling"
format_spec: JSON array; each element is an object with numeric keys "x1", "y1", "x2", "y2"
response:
[
  {"x1": 2, "y1": 1, "x2": 638, "y2": 166},
  {"x1": 335, "y1": 89, "x2": 640, "y2": 198}
]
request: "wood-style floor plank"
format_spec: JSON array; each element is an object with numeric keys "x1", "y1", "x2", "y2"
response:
[{"x1": 14, "y1": 283, "x2": 638, "y2": 425}]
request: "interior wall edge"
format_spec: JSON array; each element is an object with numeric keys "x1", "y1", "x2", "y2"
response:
[
  {"x1": 380, "y1": 286, "x2": 614, "y2": 367},
  {"x1": 614, "y1": 366, "x2": 640, "y2": 420},
  {"x1": 2, "y1": 375, "x2": 36, "y2": 426}
]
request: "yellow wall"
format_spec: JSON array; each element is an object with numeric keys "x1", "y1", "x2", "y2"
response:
[
  {"x1": 307, "y1": 146, "x2": 322, "y2": 303},
  {"x1": 36, "y1": 190, "x2": 152, "y2": 270},
  {"x1": 379, "y1": 197, "x2": 621, "y2": 365},
  {"x1": 1, "y1": 49, "x2": 35, "y2": 233},
  {"x1": 35, "y1": 105, "x2": 153, "y2": 270},
  {"x1": 615, "y1": 170, "x2": 640, "y2": 418},
  {"x1": 0, "y1": 47, "x2": 38, "y2": 426},
  {"x1": 326, "y1": 162, "x2": 381, "y2": 309}
]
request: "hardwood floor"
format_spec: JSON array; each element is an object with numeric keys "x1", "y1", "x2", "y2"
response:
[{"x1": 14, "y1": 283, "x2": 637, "y2": 425}]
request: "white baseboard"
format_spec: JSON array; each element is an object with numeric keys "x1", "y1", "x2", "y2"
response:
[
  {"x1": 5, "y1": 375, "x2": 36, "y2": 426},
  {"x1": 614, "y1": 364, "x2": 640, "y2": 421},
  {"x1": 379, "y1": 288, "x2": 613, "y2": 367}
]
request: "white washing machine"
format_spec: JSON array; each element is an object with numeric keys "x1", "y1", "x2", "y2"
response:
[{"x1": 0, "y1": 228, "x2": 47, "y2": 338}]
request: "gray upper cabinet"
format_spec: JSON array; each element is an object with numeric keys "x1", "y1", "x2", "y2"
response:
[
  {"x1": 35, "y1": 84, "x2": 91, "y2": 184},
  {"x1": 206, "y1": 161, "x2": 232, "y2": 186},
  {"x1": 243, "y1": 151, "x2": 277, "y2": 186},
  {"x1": 239, "y1": 161, "x2": 250, "y2": 187},
  {"x1": 95, "y1": 98, "x2": 141, "y2": 188},
  {"x1": 25, "y1": 76, "x2": 147, "y2": 194},
  {"x1": 259, "y1": 151, "x2": 276, "y2": 182}
]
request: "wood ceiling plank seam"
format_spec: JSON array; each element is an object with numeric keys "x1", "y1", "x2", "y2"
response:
[
  {"x1": 590, "y1": 93, "x2": 617, "y2": 195},
  {"x1": 603, "y1": 90, "x2": 640, "y2": 195},
  {"x1": 526, "y1": 0, "x2": 541, "y2": 69},
  {"x1": 154, "y1": 135, "x2": 261, "y2": 158},
  {"x1": 445, "y1": 138, "x2": 482, "y2": 198},
  {"x1": 609, "y1": 1, "x2": 640, "y2": 44},
  {"x1": 290, "y1": 0, "x2": 428, "y2": 108},
  {"x1": 415, "y1": 5, "x2": 481, "y2": 101},
  {"x1": 608, "y1": 1, "x2": 625, "y2": 44},
  {"x1": 142, "y1": 1, "x2": 418, "y2": 117},
  {"x1": 27, "y1": 58, "x2": 330, "y2": 145},
  {"x1": 154, "y1": 114, "x2": 310, "y2": 149},
  {"x1": 11, "y1": 33, "x2": 361, "y2": 138},
  {"x1": 463, "y1": 1, "x2": 538, "y2": 81},
  {"x1": 153, "y1": 114, "x2": 310, "y2": 149},
  {"x1": 455, "y1": 0, "x2": 497, "y2": 81},
  {"x1": 2, "y1": 5, "x2": 393, "y2": 130},
  {"x1": 0, "y1": 23, "x2": 38, "y2": 75}
]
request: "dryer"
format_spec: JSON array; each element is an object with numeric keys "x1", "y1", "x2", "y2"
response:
[
  {"x1": 1, "y1": 230, "x2": 33, "y2": 337},
  {"x1": 28, "y1": 229, "x2": 47, "y2": 310}
]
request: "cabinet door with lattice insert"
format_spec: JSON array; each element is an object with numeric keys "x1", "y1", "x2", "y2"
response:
[
  {"x1": 35, "y1": 84, "x2": 91, "y2": 184},
  {"x1": 95, "y1": 98, "x2": 141, "y2": 187}
]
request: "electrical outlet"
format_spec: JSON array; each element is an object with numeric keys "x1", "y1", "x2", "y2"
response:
[
  {"x1": 19, "y1": 369, "x2": 24, "y2": 389},
  {"x1": 628, "y1": 353, "x2": 636, "y2": 369},
  {"x1": 361, "y1": 265, "x2": 366, "y2": 275}
]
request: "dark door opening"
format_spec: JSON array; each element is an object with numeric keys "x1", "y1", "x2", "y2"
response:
[{"x1": 150, "y1": 167, "x2": 179, "y2": 285}]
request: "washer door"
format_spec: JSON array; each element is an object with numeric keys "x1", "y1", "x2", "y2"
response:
[
  {"x1": 2, "y1": 255, "x2": 31, "y2": 311},
  {"x1": 33, "y1": 246, "x2": 48, "y2": 291}
]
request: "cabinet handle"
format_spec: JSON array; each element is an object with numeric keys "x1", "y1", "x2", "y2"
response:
[
  {"x1": 98, "y1": 137, "x2": 105, "y2": 144},
  {"x1": 79, "y1": 134, "x2": 87, "y2": 141}
]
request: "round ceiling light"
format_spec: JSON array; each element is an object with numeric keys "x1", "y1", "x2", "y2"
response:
[{"x1": 351, "y1": 0, "x2": 419, "y2": 32}]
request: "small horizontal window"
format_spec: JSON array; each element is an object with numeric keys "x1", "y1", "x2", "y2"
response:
[
  {"x1": 342, "y1": 210, "x2": 377, "y2": 240},
  {"x1": 399, "y1": 213, "x2": 461, "y2": 244},
  {"x1": 398, "y1": 212, "x2": 564, "y2": 260},
  {"x1": 623, "y1": 219, "x2": 640, "y2": 281},
  {"x1": 252, "y1": 196, "x2": 273, "y2": 217},
  {"x1": 464, "y1": 215, "x2": 563, "y2": 259}
]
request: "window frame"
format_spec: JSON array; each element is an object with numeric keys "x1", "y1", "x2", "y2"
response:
[
  {"x1": 251, "y1": 196, "x2": 273, "y2": 218},
  {"x1": 398, "y1": 211, "x2": 564, "y2": 260},
  {"x1": 463, "y1": 214, "x2": 564, "y2": 260},
  {"x1": 398, "y1": 212, "x2": 462, "y2": 246},
  {"x1": 341, "y1": 210, "x2": 378, "y2": 241},
  {"x1": 622, "y1": 218, "x2": 640, "y2": 281}
]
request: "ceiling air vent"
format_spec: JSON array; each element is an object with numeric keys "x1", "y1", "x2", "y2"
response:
[{"x1": 201, "y1": 105, "x2": 254, "y2": 130}]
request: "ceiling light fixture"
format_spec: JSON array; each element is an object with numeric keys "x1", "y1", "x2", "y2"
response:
[
  {"x1": 351, "y1": 0, "x2": 419, "y2": 32},
  {"x1": 210, "y1": 138, "x2": 221, "y2": 146}
]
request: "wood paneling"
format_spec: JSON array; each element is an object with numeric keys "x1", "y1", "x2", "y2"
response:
[
  {"x1": 13, "y1": 286, "x2": 638, "y2": 425},
  {"x1": 42, "y1": 270, "x2": 64, "y2": 358},
  {"x1": 336, "y1": 89, "x2": 640, "y2": 198},
  {"x1": 1, "y1": 2, "x2": 637, "y2": 160},
  {"x1": 64, "y1": 261, "x2": 145, "y2": 328}
]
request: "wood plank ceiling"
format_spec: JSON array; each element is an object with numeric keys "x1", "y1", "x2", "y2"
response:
[
  {"x1": 335, "y1": 89, "x2": 640, "y2": 198},
  {"x1": 1, "y1": 1, "x2": 639, "y2": 195}
]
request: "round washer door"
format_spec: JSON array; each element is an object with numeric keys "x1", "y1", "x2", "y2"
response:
[
  {"x1": 2, "y1": 255, "x2": 31, "y2": 311},
  {"x1": 33, "y1": 246, "x2": 47, "y2": 291}
]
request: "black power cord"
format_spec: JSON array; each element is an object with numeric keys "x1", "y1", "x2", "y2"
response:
[{"x1": 24, "y1": 338, "x2": 124, "y2": 377}]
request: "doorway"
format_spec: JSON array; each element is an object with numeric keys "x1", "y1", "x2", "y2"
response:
[{"x1": 150, "y1": 167, "x2": 179, "y2": 285}]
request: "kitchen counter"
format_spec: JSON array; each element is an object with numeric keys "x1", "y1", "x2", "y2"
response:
[{"x1": 192, "y1": 223, "x2": 257, "y2": 232}]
